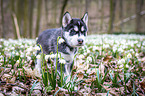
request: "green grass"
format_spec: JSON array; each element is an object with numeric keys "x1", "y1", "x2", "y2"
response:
[{"x1": 0, "y1": 34, "x2": 145, "y2": 95}]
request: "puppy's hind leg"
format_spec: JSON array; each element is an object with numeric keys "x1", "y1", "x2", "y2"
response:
[
  {"x1": 64, "y1": 62, "x2": 73, "y2": 85},
  {"x1": 35, "y1": 58, "x2": 41, "y2": 73}
]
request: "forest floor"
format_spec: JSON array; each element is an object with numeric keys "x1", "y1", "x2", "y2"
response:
[{"x1": 0, "y1": 34, "x2": 145, "y2": 95}]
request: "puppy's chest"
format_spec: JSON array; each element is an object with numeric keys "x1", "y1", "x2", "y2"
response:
[{"x1": 61, "y1": 47, "x2": 77, "y2": 63}]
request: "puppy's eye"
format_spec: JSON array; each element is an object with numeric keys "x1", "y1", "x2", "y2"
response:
[{"x1": 74, "y1": 26, "x2": 78, "y2": 31}]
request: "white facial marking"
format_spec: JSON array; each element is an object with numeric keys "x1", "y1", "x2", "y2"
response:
[
  {"x1": 81, "y1": 26, "x2": 85, "y2": 32},
  {"x1": 74, "y1": 26, "x2": 78, "y2": 31},
  {"x1": 64, "y1": 31, "x2": 86, "y2": 47}
]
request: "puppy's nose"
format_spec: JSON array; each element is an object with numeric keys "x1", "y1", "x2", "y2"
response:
[{"x1": 78, "y1": 39, "x2": 83, "y2": 44}]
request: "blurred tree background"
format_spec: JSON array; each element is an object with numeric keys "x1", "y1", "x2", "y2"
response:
[{"x1": 0, "y1": 0, "x2": 145, "y2": 39}]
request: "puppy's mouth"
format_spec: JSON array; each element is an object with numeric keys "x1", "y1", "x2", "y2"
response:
[{"x1": 76, "y1": 43, "x2": 84, "y2": 47}]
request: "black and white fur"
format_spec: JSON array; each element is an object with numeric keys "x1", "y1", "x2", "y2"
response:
[{"x1": 35, "y1": 12, "x2": 88, "y2": 77}]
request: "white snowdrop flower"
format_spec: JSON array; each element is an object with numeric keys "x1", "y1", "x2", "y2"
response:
[
  {"x1": 127, "y1": 53, "x2": 132, "y2": 58},
  {"x1": 27, "y1": 56, "x2": 31, "y2": 61},
  {"x1": 33, "y1": 51, "x2": 36, "y2": 55},
  {"x1": 58, "y1": 38, "x2": 65, "y2": 44},
  {"x1": 119, "y1": 64, "x2": 123, "y2": 68},
  {"x1": 126, "y1": 64, "x2": 129, "y2": 68},
  {"x1": 118, "y1": 59, "x2": 125, "y2": 64},
  {"x1": 134, "y1": 41, "x2": 138, "y2": 44},
  {"x1": 27, "y1": 46, "x2": 33, "y2": 52},
  {"x1": 0, "y1": 39, "x2": 4, "y2": 42},
  {"x1": 87, "y1": 49, "x2": 90, "y2": 53},
  {"x1": 0, "y1": 55, "x2": 2, "y2": 58},
  {"x1": 135, "y1": 53, "x2": 139, "y2": 58},
  {"x1": 16, "y1": 60, "x2": 20, "y2": 63},
  {"x1": 84, "y1": 52, "x2": 87, "y2": 56},
  {"x1": 0, "y1": 45, "x2": 2, "y2": 48},
  {"x1": 20, "y1": 45, "x2": 24, "y2": 48},
  {"x1": 15, "y1": 52, "x2": 19, "y2": 56},
  {"x1": 103, "y1": 44, "x2": 109, "y2": 48},
  {"x1": 137, "y1": 44, "x2": 141, "y2": 48},
  {"x1": 125, "y1": 50, "x2": 129, "y2": 54},
  {"x1": 11, "y1": 47, "x2": 15, "y2": 50},
  {"x1": 45, "y1": 55, "x2": 50, "y2": 61},
  {"x1": 26, "y1": 52, "x2": 31, "y2": 56},
  {"x1": 113, "y1": 47, "x2": 117, "y2": 52},
  {"x1": 20, "y1": 51, "x2": 24, "y2": 57},
  {"x1": 25, "y1": 44, "x2": 28, "y2": 48},
  {"x1": 118, "y1": 48, "x2": 124, "y2": 53},
  {"x1": 12, "y1": 51, "x2": 15, "y2": 55},
  {"x1": 130, "y1": 49, "x2": 134, "y2": 52},
  {"x1": 36, "y1": 55, "x2": 41, "y2": 59},
  {"x1": 82, "y1": 46, "x2": 85, "y2": 49},
  {"x1": 86, "y1": 57, "x2": 92, "y2": 63},
  {"x1": 92, "y1": 46, "x2": 98, "y2": 51},
  {"x1": 34, "y1": 46, "x2": 40, "y2": 51},
  {"x1": 131, "y1": 43, "x2": 134, "y2": 47},
  {"x1": 5, "y1": 47, "x2": 10, "y2": 51},
  {"x1": 50, "y1": 54, "x2": 57, "y2": 58},
  {"x1": 79, "y1": 54, "x2": 84, "y2": 59},
  {"x1": 59, "y1": 59, "x2": 66, "y2": 64}
]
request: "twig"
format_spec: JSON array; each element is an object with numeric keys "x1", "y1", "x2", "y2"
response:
[
  {"x1": 114, "y1": 10, "x2": 145, "y2": 26},
  {"x1": 12, "y1": 13, "x2": 21, "y2": 39}
]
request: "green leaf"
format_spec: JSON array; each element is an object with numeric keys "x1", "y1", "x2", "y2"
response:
[{"x1": 30, "y1": 80, "x2": 39, "y2": 95}]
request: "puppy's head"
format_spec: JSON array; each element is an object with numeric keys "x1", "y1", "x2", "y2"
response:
[{"x1": 62, "y1": 12, "x2": 88, "y2": 47}]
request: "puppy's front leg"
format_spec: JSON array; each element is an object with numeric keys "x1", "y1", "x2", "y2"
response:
[{"x1": 35, "y1": 58, "x2": 41, "y2": 73}]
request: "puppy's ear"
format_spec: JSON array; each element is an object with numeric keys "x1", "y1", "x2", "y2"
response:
[
  {"x1": 82, "y1": 12, "x2": 88, "y2": 26},
  {"x1": 62, "y1": 12, "x2": 72, "y2": 27}
]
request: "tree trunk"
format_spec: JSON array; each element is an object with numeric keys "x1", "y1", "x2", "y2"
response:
[
  {"x1": 35, "y1": 0, "x2": 42, "y2": 38},
  {"x1": 23, "y1": 0, "x2": 28, "y2": 38},
  {"x1": 119, "y1": 0, "x2": 123, "y2": 32},
  {"x1": 108, "y1": 0, "x2": 116, "y2": 34},
  {"x1": 85, "y1": 0, "x2": 89, "y2": 12},
  {"x1": 29, "y1": 0, "x2": 34, "y2": 38},
  {"x1": 135, "y1": 0, "x2": 143, "y2": 33},
  {"x1": 12, "y1": 13, "x2": 21, "y2": 39},
  {"x1": 45, "y1": 0, "x2": 49, "y2": 26},
  {"x1": 59, "y1": 0, "x2": 68, "y2": 26},
  {"x1": 100, "y1": 0, "x2": 104, "y2": 31},
  {"x1": 53, "y1": 0, "x2": 57, "y2": 27},
  {"x1": 16, "y1": 0, "x2": 24, "y2": 37},
  {"x1": 1, "y1": 0, "x2": 5, "y2": 38},
  {"x1": 11, "y1": 0, "x2": 18, "y2": 39}
]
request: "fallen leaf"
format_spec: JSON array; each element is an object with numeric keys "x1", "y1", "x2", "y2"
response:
[
  {"x1": 23, "y1": 66, "x2": 33, "y2": 77},
  {"x1": 9, "y1": 76, "x2": 16, "y2": 83},
  {"x1": 140, "y1": 77, "x2": 145, "y2": 92},
  {"x1": 102, "y1": 85, "x2": 120, "y2": 95},
  {"x1": 103, "y1": 56, "x2": 113, "y2": 62},
  {"x1": 12, "y1": 86, "x2": 25, "y2": 94},
  {"x1": 0, "y1": 93, "x2": 4, "y2": 96},
  {"x1": 77, "y1": 72, "x2": 84, "y2": 81},
  {"x1": 96, "y1": 93, "x2": 111, "y2": 96},
  {"x1": 33, "y1": 68, "x2": 41, "y2": 78},
  {"x1": 1, "y1": 74, "x2": 12, "y2": 82},
  {"x1": 138, "y1": 57, "x2": 145, "y2": 62}
]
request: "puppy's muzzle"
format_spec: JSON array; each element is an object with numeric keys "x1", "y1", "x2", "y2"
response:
[{"x1": 78, "y1": 39, "x2": 84, "y2": 45}]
